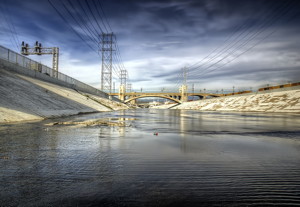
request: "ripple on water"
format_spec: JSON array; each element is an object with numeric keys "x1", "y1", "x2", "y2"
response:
[{"x1": 0, "y1": 109, "x2": 299, "y2": 206}]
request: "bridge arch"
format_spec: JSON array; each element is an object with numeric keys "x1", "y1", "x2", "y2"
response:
[{"x1": 124, "y1": 94, "x2": 181, "y2": 104}]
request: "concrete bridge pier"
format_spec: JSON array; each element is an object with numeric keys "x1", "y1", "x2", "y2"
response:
[
  {"x1": 129, "y1": 96, "x2": 137, "y2": 105},
  {"x1": 119, "y1": 84, "x2": 126, "y2": 101},
  {"x1": 179, "y1": 85, "x2": 188, "y2": 102}
]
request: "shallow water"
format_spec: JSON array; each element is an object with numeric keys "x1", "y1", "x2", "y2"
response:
[{"x1": 1, "y1": 109, "x2": 300, "y2": 206}]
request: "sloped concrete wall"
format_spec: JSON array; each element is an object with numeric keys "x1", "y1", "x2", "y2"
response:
[
  {"x1": 0, "y1": 68, "x2": 127, "y2": 123},
  {"x1": 0, "y1": 59, "x2": 121, "y2": 102}
]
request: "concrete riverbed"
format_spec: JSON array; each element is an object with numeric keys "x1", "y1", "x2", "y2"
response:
[{"x1": 1, "y1": 109, "x2": 300, "y2": 206}]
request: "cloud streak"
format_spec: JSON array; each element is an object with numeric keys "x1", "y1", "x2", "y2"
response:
[{"x1": 0, "y1": 0, "x2": 299, "y2": 92}]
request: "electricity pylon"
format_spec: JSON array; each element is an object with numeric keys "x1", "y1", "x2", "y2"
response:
[
  {"x1": 120, "y1": 69, "x2": 127, "y2": 87},
  {"x1": 101, "y1": 33, "x2": 115, "y2": 92}
]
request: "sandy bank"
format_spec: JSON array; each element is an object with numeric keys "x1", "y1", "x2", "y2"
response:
[{"x1": 171, "y1": 89, "x2": 300, "y2": 113}]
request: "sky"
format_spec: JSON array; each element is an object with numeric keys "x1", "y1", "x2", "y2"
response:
[{"x1": 0, "y1": 0, "x2": 299, "y2": 93}]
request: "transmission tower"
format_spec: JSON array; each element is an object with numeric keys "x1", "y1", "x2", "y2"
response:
[
  {"x1": 120, "y1": 69, "x2": 127, "y2": 87},
  {"x1": 127, "y1": 83, "x2": 132, "y2": 92},
  {"x1": 21, "y1": 41, "x2": 59, "y2": 78},
  {"x1": 182, "y1": 66, "x2": 188, "y2": 85},
  {"x1": 101, "y1": 33, "x2": 115, "y2": 92}
]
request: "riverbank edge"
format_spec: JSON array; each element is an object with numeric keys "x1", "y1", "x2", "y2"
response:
[{"x1": 152, "y1": 88, "x2": 300, "y2": 113}]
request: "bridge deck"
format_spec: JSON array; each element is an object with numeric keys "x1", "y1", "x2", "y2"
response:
[{"x1": 109, "y1": 92, "x2": 223, "y2": 96}]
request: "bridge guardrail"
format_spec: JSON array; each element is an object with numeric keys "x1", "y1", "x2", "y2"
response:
[{"x1": 0, "y1": 45, "x2": 121, "y2": 102}]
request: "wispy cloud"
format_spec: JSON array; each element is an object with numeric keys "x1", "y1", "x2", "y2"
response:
[{"x1": 0, "y1": 0, "x2": 299, "y2": 91}]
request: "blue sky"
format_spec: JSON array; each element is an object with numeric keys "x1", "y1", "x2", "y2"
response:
[{"x1": 0, "y1": 0, "x2": 299, "y2": 92}]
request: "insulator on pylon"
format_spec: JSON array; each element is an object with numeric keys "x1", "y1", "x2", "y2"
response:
[
  {"x1": 35, "y1": 41, "x2": 39, "y2": 53},
  {"x1": 38, "y1": 43, "x2": 42, "y2": 54},
  {"x1": 21, "y1": 42, "x2": 29, "y2": 55}
]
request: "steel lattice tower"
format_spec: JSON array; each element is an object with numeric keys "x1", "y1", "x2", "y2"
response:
[
  {"x1": 101, "y1": 33, "x2": 115, "y2": 92},
  {"x1": 120, "y1": 69, "x2": 127, "y2": 87},
  {"x1": 127, "y1": 83, "x2": 132, "y2": 92}
]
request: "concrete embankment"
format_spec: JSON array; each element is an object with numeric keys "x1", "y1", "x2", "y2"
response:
[
  {"x1": 171, "y1": 89, "x2": 300, "y2": 113},
  {"x1": 0, "y1": 68, "x2": 128, "y2": 123}
]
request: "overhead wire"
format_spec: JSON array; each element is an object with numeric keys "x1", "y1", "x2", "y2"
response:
[
  {"x1": 97, "y1": 0, "x2": 113, "y2": 32},
  {"x1": 92, "y1": 0, "x2": 109, "y2": 33},
  {"x1": 195, "y1": 2, "x2": 297, "y2": 80},
  {"x1": 0, "y1": 0, "x2": 20, "y2": 51},
  {"x1": 190, "y1": 0, "x2": 294, "y2": 80},
  {"x1": 66, "y1": 0, "x2": 99, "y2": 40},
  {"x1": 188, "y1": 0, "x2": 286, "y2": 76},
  {"x1": 63, "y1": 0, "x2": 99, "y2": 47},
  {"x1": 76, "y1": 0, "x2": 100, "y2": 39},
  {"x1": 84, "y1": 0, "x2": 104, "y2": 34},
  {"x1": 171, "y1": 0, "x2": 295, "y2": 88},
  {"x1": 48, "y1": 0, "x2": 128, "y2": 84},
  {"x1": 48, "y1": 0, "x2": 97, "y2": 53},
  {"x1": 48, "y1": 0, "x2": 128, "y2": 85}
]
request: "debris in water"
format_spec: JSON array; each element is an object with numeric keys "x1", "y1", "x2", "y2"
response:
[{"x1": 44, "y1": 119, "x2": 130, "y2": 127}]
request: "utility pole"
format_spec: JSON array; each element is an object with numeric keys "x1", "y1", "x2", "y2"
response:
[
  {"x1": 101, "y1": 33, "x2": 115, "y2": 93},
  {"x1": 21, "y1": 41, "x2": 59, "y2": 78}
]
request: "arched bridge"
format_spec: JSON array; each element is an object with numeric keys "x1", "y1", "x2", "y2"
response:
[
  {"x1": 124, "y1": 93, "x2": 182, "y2": 104},
  {"x1": 109, "y1": 92, "x2": 223, "y2": 104}
]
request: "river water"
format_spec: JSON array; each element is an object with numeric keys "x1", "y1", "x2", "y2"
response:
[{"x1": 1, "y1": 109, "x2": 300, "y2": 206}]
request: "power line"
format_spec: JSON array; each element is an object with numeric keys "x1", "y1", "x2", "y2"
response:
[
  {"x1": 85, "y1": 0, "x2": 104, "y2": 34},
  {"x1": 171, "y1": 0, "x2": 295, "y2": 87},
  {"x1": 91, "y1": 0, "x2": 109, "y2": 33},
  {"x1": 97, "y1": 0, "x2": 113, "y2": 32},
  {"x1": 76, "y1": 0, "x2": 100, "y2": 38},
  {"x1": 188, "y1": 0, "x2": 289, "y2": 76},
  {"x1": 48, "y1": 0, "x2": 97, "y2": 53},
  {"x1": 48, "y1": 0, "x2": 128, "y2": 87},
  {"x1": 63, "y1": 0, "x2": 100, "y2": 46},
  {"x1": 0, "y1": 0, "x2": 20, "y2": 51},
  {"x1": 190, "y1": 0, "x2": 294, "y2": 80}
]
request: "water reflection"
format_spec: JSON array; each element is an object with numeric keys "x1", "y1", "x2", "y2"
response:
[{"x1": 0, "y1": 109, "x2": 300, "y2": 206}]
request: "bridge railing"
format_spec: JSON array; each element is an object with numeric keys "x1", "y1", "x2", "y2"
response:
[{"x1": 0, "y1": 45, "x2": 121, "y2": 102}]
